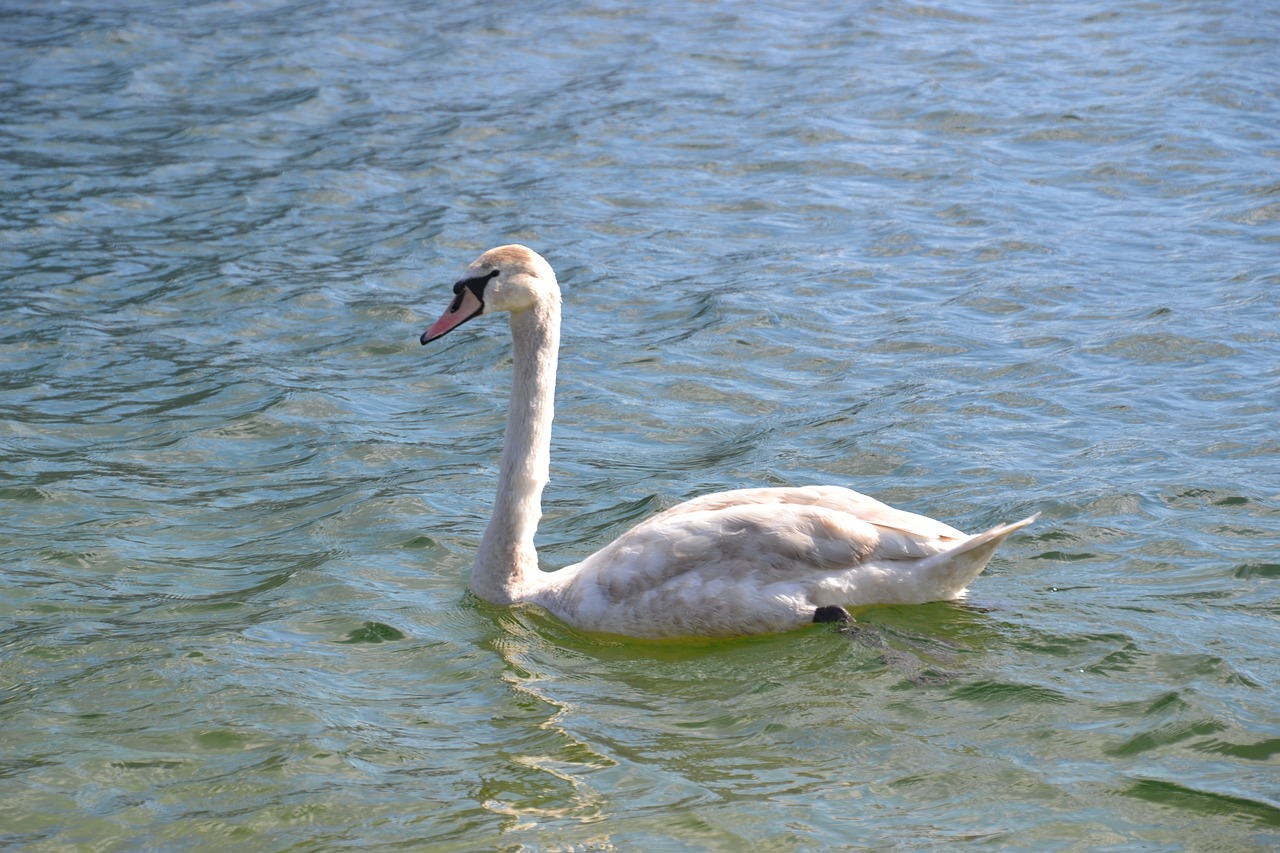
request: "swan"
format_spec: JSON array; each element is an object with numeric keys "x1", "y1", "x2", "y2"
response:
[{"x1": 420, "y1": 245, "x2": 1035, "y2": 638}]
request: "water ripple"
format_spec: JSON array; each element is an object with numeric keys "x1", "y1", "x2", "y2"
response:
[{"x1": 2, "y1": 0, "x2": 1279, "y2": 849}]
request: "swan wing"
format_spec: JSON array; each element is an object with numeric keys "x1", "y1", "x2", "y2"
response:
[
  {"x1": 534, "y1": 487, "x2": 1009, "y2": 637},
  {"x1": 648, "y1": 486, "x2": 972, "y2": 561}
]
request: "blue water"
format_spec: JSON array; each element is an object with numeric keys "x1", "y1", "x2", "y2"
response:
[{"x1": 3, "y1": 0, "x2": 1279, "y2": 849}]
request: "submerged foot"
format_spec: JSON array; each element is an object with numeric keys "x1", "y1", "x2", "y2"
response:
[{"x1": 836, "y1": 621, "x2": 960, "y2": 687}]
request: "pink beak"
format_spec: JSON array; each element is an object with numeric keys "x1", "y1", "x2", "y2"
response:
[{"x1": 420, "y1": 287, "x2": 484, "y2": 344}]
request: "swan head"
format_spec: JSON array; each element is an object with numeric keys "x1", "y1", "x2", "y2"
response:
[{"x1": 420, "y1": 245, "x2": 558, "y2": 344}]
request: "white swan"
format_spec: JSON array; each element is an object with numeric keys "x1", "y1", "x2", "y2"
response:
[{"x1": 421, "y1": 245, "x2": 1035, "y2": 638}]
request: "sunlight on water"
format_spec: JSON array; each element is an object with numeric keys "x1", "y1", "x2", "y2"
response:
[{"x1": 2, "y1": 0, "x2": 1278, "y2": 850}]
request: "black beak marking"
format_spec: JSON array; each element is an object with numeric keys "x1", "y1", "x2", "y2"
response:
[{"x1": 448, "y1": 268, "x2": 499, "y2": 314}]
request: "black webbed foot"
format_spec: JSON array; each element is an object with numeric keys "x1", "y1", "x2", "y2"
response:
[{"x1": 812, "y1": 605, "x2": 852, "y2": 625}]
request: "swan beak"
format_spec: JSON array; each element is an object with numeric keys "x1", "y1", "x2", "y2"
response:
[{"x1": 421, "y1": 286, "x2": 484, "y2": 344}]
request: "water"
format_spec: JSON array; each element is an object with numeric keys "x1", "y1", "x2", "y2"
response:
[{"x1": 2, "y1": 0, "x2": 1278, "y2": 848}]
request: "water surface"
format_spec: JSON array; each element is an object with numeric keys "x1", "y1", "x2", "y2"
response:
[{"x1": 2, "y1": 0, "x2": 1279, "y2": 850}]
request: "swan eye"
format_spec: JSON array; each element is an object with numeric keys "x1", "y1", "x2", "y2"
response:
[{"x1": 448, "y1": 269, "x2": 499, "y2": 312}]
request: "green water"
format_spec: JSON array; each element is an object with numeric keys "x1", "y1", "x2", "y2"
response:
[{"x1": 2, "y1": 0, "x2": 1278, "y2": 849}]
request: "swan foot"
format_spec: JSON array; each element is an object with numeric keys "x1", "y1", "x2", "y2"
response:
[
  {"x1": 812, "y1": 605, "x2": 852, "y2": 625},
  {"x1": 838, "y1": 623, "x2": 960, "y2": 687}
]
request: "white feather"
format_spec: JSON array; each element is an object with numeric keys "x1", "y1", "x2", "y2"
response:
[{"x1": 422, "y1": 245, "x2": 1036, "y2": 639}]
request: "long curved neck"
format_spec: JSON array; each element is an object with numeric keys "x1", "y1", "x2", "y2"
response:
[{"x1": 470, "y1": 294, "x2": 560, "y2": 604}]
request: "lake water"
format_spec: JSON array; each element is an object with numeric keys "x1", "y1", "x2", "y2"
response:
[{"x1": 3, "y1": 0, "x2": 1278, "y2": 849}]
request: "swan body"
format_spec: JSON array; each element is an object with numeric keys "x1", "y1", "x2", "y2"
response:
[{"x1": 421, "y1": 245, "x2": 1035, "y2": 639}]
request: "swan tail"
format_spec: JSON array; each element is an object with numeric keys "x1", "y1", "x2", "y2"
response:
[{"x1": 914, "y1": 513, "x2": 1039, "y2": 601}]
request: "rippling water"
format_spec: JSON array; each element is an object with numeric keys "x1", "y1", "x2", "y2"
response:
[{"x1": 3, "y1": 0, "x2": 1279, "y2": 849}]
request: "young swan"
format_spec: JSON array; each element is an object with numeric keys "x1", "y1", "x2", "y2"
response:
[{"x1": 421, "y1": 245, "x2": 1035, "y2": 638}]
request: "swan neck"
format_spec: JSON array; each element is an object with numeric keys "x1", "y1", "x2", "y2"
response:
[{"x1": 471, "y1": 296, "x2": 560, "y2": 603}]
